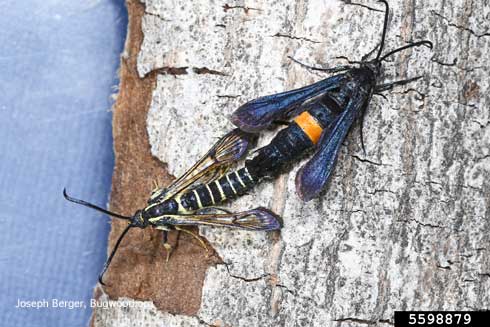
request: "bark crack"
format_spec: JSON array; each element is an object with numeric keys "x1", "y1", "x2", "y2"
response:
[
  {"x1": 412, "y1": 179, "x2": 483, "y2": 194},
  {"x1": 334, "y1": 209, "x2": 366, "y2": 214},
  {"x1": 155, "y1": 66, "x2": 189, "y2": 75},
  {"x1": 333, "y1": 317, "x2": 394, "y2": 325},
  {"x1": 398, "y1": 218, "x2": 447, "y2": 230},
  {"x1": 340, "y1": 0, "x2": 384, "y2": 13},
  {"x1": 351, "y1": 155, "x2": 388, "y2": 166},
  {"x1": 193, "y1": 67, "x2": 228, "y2": 76},
  {"x1": 472, "y1": 120, "x2": 490, "y2": 129},
  {"x1": 153, "y1": 66, "x2": 228, "y2": 76},
  {"x1": 475, "y1": 154, "x2": 490, "y2": 162},
  {"x1": 392, "y1": 88, "x2": 426, "y2": 99},
  {"x1": 144, "y1": 11, "x2": 172, "y2": 22},
  {"x1": 223, "y1": 4, "x2": 262, "y2": 13},
  {"x1": 431, "y1": 57, "x2": 458, "y2": 67},
  {"x1": 271, "y1": 33, "x2": 321, "y2": 44},
  {"x1": 221, "y1": 262, "x2": 269, "y2": 282},
  {"x1": 367, "y1": 188, "x2": 397, "y2": 196},
  {"x1": 275, "y1": 283, "x2": 296, "y2": 296},
  {"x1": 216, "y1": 94, "x2": 241, "y2": 99},
  {"x1": 431, "y1": 11, "x2": 490, "y2": 39},
  {"x1": 455, "y1": 183, "x2": 483, "y2": 193},
  {"x1": 445, "y1": 100, "x2": 477, "y2": 109}
]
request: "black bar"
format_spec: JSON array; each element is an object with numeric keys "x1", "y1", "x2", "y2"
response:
[{"x1": 395, "y1": 311, "x2": 488, "y2": 327}]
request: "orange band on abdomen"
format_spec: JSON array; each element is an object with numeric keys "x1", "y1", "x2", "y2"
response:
[{"x1": 294, "y1": 111, "x2": 323, "y2": 144}]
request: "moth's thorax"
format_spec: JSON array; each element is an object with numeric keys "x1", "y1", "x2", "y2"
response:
[
  {"x1": 142, "y1": 199, "x2": 179, "y2": 220},
  {"x1": 351, "y1": 64, "x2": 378, "y2": 85}
]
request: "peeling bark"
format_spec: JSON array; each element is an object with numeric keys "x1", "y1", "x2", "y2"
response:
[{"x1": 94, "y1": 0, "x2": 490, "y2": 326}]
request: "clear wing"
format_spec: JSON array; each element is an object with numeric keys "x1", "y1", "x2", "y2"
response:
[
  {"x1": 150, "y1": 207, "x2": 283, "y2": 231},
  {"x1": 150, "y1": 129, "x2": 255, "y2": 203}
]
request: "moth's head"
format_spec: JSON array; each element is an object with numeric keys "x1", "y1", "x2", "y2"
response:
[
  {"x1": 130, "y1": 209, "x2": 149, "y2": 228},
  {"x1": 364, "y1": 60, "x2": 383, "y2": 78}
]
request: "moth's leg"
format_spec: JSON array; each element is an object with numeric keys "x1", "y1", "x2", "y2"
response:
[
  {"x1": 376, "y1": 76, "x2": 422, "y2": 92},
  {"x1": 288, "y1": 56, "x2": 351, "y2": 73},
  {"x1": 156, "y1": 226, "x2": 173, "y2": 262},
  {"x1": 163, "y1": 231, "x2": 174, "y2": 263},
  {"x1": 151, "y1": 178, "x2": 164, "y2": 195},
  {"x1": 174, "y1": 226, "x2": 209, "y2": 254}
]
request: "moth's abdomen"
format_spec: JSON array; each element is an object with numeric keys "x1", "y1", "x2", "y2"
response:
[
  {"x1": 244, "y1": 97, "x2": 343, "y2": 180},
  {"x1": 293, "y1": 111, "x2": 324, "y2": 145},
  {"x1": 244, "y1": 122, "x2": 314, "y2": 179},
  {"x1": 179, "y1": 167, "x2": 256, "y2": 211}
]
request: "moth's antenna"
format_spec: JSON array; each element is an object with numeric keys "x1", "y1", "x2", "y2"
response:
[
  {"x1": 63, "y1": 188, "x2": 131, "y2": 221},
  {"x1": 98, "y1": 224, "x2": 133, "y2": 285},
  {"x1": 379, "y1": 41, "x2": 433, "y2": 62},
  {"x1": 376, "y1": 0, "x2": 390, "y2": 61}
]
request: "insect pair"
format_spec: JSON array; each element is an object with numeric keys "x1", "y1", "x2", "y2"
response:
[{"x1": 64, "y1": 0, "x2": 432, "y2": 284}]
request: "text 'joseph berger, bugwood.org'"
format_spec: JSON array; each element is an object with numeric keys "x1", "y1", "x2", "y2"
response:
[{"x1": 15, "y1": 298, "x2": 153, "y2": 309}]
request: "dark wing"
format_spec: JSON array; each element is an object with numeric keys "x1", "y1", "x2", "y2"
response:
[
  {"x1": 295, "y1": 90, "x2": 369, "y2": 201},
  {"x1": 150, "y1": 207, "x2": 282, "y2": 231},
  {"x1": 150, "y1": 129, "x2": 255, "y2": 203},
  {"x1": 231, "y1": 74, "x2": 347, "y2": 132}
]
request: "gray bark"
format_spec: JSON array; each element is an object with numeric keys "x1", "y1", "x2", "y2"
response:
[{"x1": 95, "y1": 0, "x2": 490, "y2": 326}]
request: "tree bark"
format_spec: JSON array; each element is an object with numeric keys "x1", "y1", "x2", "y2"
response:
[{"x1": 93, "y1": 0, "x2": 490, "y2": 326}]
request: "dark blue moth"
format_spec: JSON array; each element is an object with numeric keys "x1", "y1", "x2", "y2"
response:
[{"x1": 232, "y1": 0, "x2": 432, "y2": 201}]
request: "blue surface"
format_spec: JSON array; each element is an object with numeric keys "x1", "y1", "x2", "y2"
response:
[{"x1": 0, "y1": 1, "x2": 127, "y2": 326}]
